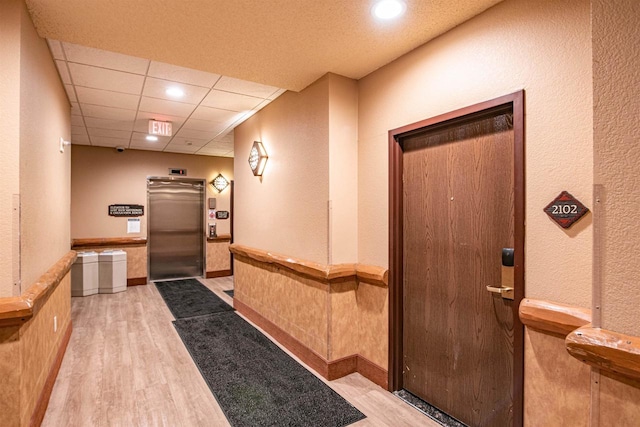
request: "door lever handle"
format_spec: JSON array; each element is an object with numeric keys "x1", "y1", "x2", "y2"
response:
[{"x1": 486, "y1": 285, "x2": 514, "y2": 300}]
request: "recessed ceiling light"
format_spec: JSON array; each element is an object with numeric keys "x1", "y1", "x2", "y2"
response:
[
  {"x1": 372, "y1": 0, "x2": 406, "y2": 20},
  {"x1": 146, "y1": 135, "x2": 158, "y2": 141},
  {"x1": 165, "y1": 87, "x2": 185, "y2": 98}
]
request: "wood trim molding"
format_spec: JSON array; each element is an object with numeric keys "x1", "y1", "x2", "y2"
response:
[
  {"x1": 29, "y1": 321, "x2": 72, "y2": 427},
  {"x1": 71, "y1": 237, "x2": 147, "y2": 248},
  {"x1": 519, "y1": 298, "x2": 592, "y2": 337},
  {"x1": 0, "y1": 251, "x2": 77, "y2": 326},
  {"x1": 206, "y1": 270, "x2": 232, "y2": 278},
  {"x1": 127, "y1": 277, "x2": 147, "y2": 286},
  {"x1": 229, "y1": 244, "x2": 388, "y2": 286},
  {"x1": 567, "y1": 326, "x2": 640, "y2": 382},
  {"x1": 207, "y1": 234, "x2": 232, "y2": 242},
  {"x1": 233, "y1": 298, "x2": 388, "y2": 388}
]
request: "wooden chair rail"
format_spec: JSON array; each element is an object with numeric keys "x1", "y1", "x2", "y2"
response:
[
  {"x1": 567, "y1": 326, "x2": 640, "y2": 382},
  {"x1": 71, "y1": 237, "x2": 147, "y2": 248},
  {"x1": 0, "y1": 250, "x2": 77, "y2": 326},
  {"x1": 207, "y1": 234, "x2": 232, "y2": 242},
  {"x1": 519, "y1": 298, "x2": 591, "y2": 337},
  {"x1": 229, "y1": 243, "x2": 387, "y2": 286}
]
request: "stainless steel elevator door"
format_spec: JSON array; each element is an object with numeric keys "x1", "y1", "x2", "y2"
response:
[{"x1": 148, "y1": 178, "x2": 205, "y2": 281}]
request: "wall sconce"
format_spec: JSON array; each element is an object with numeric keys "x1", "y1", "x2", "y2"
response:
[
  {"x1": 210, "y1": 174, "x2": 229, "y2": 193},
  {"x1": 248, "y1": 141, "x2": 268, "y2": 176}
]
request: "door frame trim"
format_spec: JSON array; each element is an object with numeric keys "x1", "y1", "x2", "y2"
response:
[{"x1": 388, "y1": 91, "x2": 525, "y2": 426}]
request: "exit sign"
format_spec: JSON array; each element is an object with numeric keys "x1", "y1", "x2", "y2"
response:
[{"x1": 148, "y1": 120, "x2": 172, "y2": 136}]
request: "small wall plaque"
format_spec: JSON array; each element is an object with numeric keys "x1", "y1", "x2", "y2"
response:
[
  {"x1": 215, "y1": 211, "x2": 230, "y2": 220},
  {"x1": 544, "y1": 191, "x2": 589, "y2": 229},
  {"x1": 109, "y1": 204, "x2": 144, "y2": 217}
]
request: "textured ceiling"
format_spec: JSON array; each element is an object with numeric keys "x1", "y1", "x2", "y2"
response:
[{"x1": 25, "y1": 0, "x2": 503, "y2": 92}]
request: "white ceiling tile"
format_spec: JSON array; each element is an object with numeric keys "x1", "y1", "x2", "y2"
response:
[
  {"x1": 208, "y1": 140, "x2": 234, "y2": 151},
  {"x1": 64, "y1": 84, "x2": 77, "y2": 102},
  {"x1": 148, "y1": 61, "x2": 220, "y2": 88},
  {"x1": 68, "y1": 63, "x2": 145, "y2": 94},
  {"x1": 214, "y1": 76, "x2": 279, "y2": 98},
  {"x1": 190, "y1": 105, "x2": 239, "y2": 122},
  {"x1": 75, "y1": 86, "x2": 140, "y2": 110},
  {"x1": 164, "y1": 145, "x2": 201, "y2": 154},
  {"x1": 142, "y1": 77, "x2": 209, "y2": 105},
  {"x1": 55, "y1": 60, "x2": 71, "y2": 84},
  {"x1": 87, "y1": 128, "x2": 132, "y2": 139},
  {"x1": 169, "y1": 136, "x2": 208, "y2": 147},
  {"x1": 84, "y1": 117, "x2": 134, "y2": 131},
  {"x1": 139, "y1": 97, "x2": 196, "y2": 118},
  {"x1": 201, "y1": 90, "x2": 262, "y2": 111},
  {"x1": 129, "y1": 140, "x2": 165, "y2": 151},
  {"x1": 71, "y1": 115, "x2": 85, "y2": 127},
  {"x1": 131, "y1": 132, "x2": 171, "y2": 145},
  {"x1": 223, "y1": 151, "x2": 234, "y2": 158},
  {"x1": 71, "y1": 125, "x2": 88, "y2": 137},
  {"x1": 63, "y1": 42, "x2": 149, "y2": 74},
  {"x1": 71, "y1": 102, "x2": 82, "y2": 116},
  {"x1": 133, "y1": 111, "x2": 185, "y2": 133},
  {"x1": 47, "y1": 39, "x2": 65, "y2": 60},
  {"x1": 195, "y1": 147, "x2": 231, "y2": 156},
  {"x1": 91, "y1": 136, "x2": 131, "y2": 148},
  {"x1": 70, "y1": 133, "x2": 90, "y2": 144},
  {"x1": 181, "y1": 118, "x2": 228, "y2": 133},
  {"x1": 268, "y1": 88, "x2": 287, "y2": 100},
  {"x1": 81, "y1": 104, "x2": 137, "y2": 121},
  {"x1": 174, "y1": 128, "x2": 217, "y2": 141}
]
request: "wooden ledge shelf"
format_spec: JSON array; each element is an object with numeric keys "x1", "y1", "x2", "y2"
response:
[
  {"x1": 519, "y1": 298, "x2": 591, "y2": 337},
  {"x1": 72, "y1": 237, "x2": 147, "y2": 248},
  {"x1": 207, "y1": 234, "x2": 232, "y2": 242},
  {"x1": 229, "y1": 243, "x2": 387, "y2": 286},
  {"x1": 0, "y1": 250, "x2": 77, "y2": 326},
  {"x1": 567, "y1": 326, "x2": 640, "y2": 382}
]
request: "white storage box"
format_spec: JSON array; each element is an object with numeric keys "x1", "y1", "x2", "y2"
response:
[
  {"x1": 98, "y1": 250, "x2": 127, "y2": 294},
  {"x1": 71, "y1": 251, "x2": 99, "y2": 297}
]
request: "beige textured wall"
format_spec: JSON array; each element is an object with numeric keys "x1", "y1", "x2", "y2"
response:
[
  {"x1": 328, "y1": 74, "x2": 359, "y2": 264},
  {"x1": 71, "y1": 146, "x2": 233, "y2": 238},
  {"x1": 0, "y1": 0, "x2": 22, "y2": 298},
  {"x1": 358, "y1": 0, "x2": 593, "y2": 308},
  {"x1": 19, "y1": 0, "x2": 71, "y2": 292},
  {"x1": 593, "y1": 0, "x2": 640, "y2": 336},
  {"x1": 234, "y1": 77, "x2": 330, "y2": 264}
]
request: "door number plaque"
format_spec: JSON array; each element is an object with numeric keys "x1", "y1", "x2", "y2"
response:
[{"x1": 544, "y1": 191, "x2": 589, "y2": 229}]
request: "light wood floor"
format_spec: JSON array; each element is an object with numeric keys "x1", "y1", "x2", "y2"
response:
[{"x1": 42, "y1": 276, "x2": 436, "y2": 427}]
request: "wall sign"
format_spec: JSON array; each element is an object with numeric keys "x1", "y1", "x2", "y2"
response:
[
  {"x1": 109, "y1": 204, "x2": 144, "y2": 217},
  {"x1": 215, "y1": 211, "x2": 230, "y2": 220},
  {"x1": 544, "y1": 191, "x2": 589, "y2": 229}
]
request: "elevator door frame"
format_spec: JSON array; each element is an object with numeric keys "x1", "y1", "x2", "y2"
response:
[{"x1": 147, "y1": 176, "x2": 206, "y2": 281}]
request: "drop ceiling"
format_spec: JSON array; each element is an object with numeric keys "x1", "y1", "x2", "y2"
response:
[
  {"x1": 49, "y1": 40, "x2": 285, "y2": 156},
  {"x1": 27, "y1": 0, "x2": 505, "y2": 156}
]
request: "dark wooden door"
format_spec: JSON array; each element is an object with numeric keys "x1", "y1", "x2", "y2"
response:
[{"x1": 402, "y1": 111, "x2": 515, "y2": 426}]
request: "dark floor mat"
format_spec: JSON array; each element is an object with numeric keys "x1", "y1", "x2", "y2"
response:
[
  {"x1": 155, "y1": 278, "x2": 234, "y2": 319},
  {"x1": 173, "y1": 311, "x2": 366, "y2": 427},
  {"x1": 223, "y1": 289, "x2": 234, "y2": 298}
]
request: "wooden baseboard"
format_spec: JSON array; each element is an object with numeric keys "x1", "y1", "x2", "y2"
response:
[
  {"x1": 30, "y1": 321, "x2": 72, "y2": 427},
  {"x1": 234, "y1": 298, "x2": 388, "y2": 387},
  {"x1": 127, "y1": 277, "x2": 148, "y2": 286},
  {"x1": 357, "y1": 354, "x2": 388, "y2": 389},
  {"x1": 327, "y1": 355, "x2": 358, "y2": 380},
  {"x1": 234, "y1": 299, "x2": 329, "y2": 377},
  {"x1": 127, "y1": 277, "x2": 147, "y2": 286},
  {"x1": 206, "y1": 270, "x2": 232, "y2": 278}
]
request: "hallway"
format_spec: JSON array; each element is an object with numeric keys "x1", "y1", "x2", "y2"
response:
[{"x1": 42, "y1": 277, "x2": 436, "y2": 427}]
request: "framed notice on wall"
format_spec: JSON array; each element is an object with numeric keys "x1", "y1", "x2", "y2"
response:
[{"x1": 109, "y1": 204, "x2": 144, "y2": 217}]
